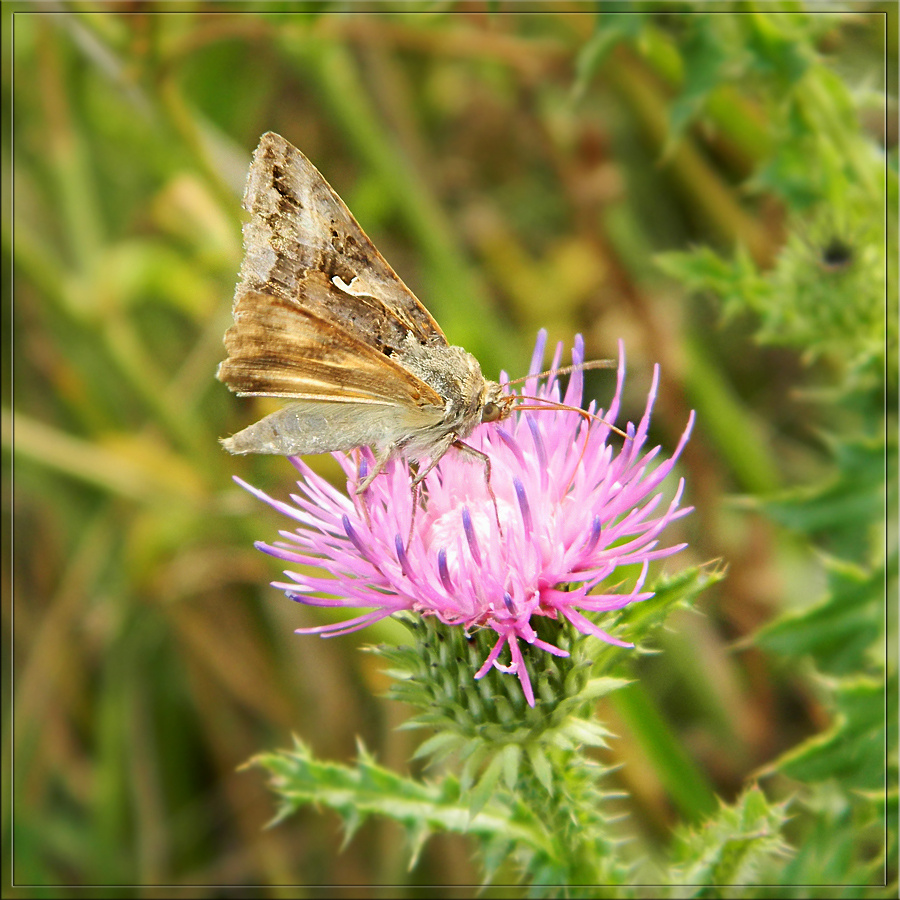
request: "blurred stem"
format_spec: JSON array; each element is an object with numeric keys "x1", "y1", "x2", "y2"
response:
[
  {"x1": 9, "y1": 222, "x2": 67, "y2": 308},
  {"x1": 704, "y1": 83, "x2": 773, "y2": 172},
  {"x1": 14, "y1": 510, "x2": 116, "y2": 739},
  {"x1": 27, "y1": 22, "x2": 208, "y2": 457},
  {"x1": 14, "y1": 221, "x2": 207, "y2": 455},
  {"x1": 612, "y1": 681, "x2": 718, "y2": 823},
  {"x1": 606, "y1": 44, "x2": 777, "y2": 268},
  {"x1": 95, "y1": 624, "x2": 139, "y2": 871},
  {"x1": 100, "y1": 312, "x2": 208, "y2": 458},
  {"x1": 37, "y1": 19, "x2": 105, "y2": 269},
  {"x1": 682, "y1": 331, "x2": 781, "y2": 495},
  {"x1": 6, "y1": 410, "x2": 201, "y2": 503},
  {"x1": 156, "y1": 73, "x2": 237, "y2": 214},
  {"x1": 163, "y1": 303, "x2": 235, "y2": 419}
]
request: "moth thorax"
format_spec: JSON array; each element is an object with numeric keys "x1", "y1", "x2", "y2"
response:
[{"x1": 397, "y1": 340, "x2": 485, "y2": 404}]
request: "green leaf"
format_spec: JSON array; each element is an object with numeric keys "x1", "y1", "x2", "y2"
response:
[
  {"x1": 743, "y1": 11, "x2": 812, "y2": 87},
  {"x1": 500, "y1": 743, "x2": 522, "y2": 792},
  {"x1": 459, "y1": 742, "x2": 489, "y2": 794},
  {"x1": 601, "y1": 563, "x2": 725, "y2": 673},
  {"x1": 754, "y1": 556, "x2": 884, "y2": 675},
  {"x1": 411, "y1": 730, "x2": 463, "y2": 763},
  {"x1": 562, "y1": 718, "x2": 611, "y2": 751},
  {"x1": 778, "y1": 781, "x2": 893, "y2": 890},
  {"x1": 525, "y1": 745, "x2": 554, "y2": 796},
  {"x1": 613, "y1": 681, "x2": 718, "y2": 823},
  {"x1": 572, "y1": 14, "x2": 646, "y2": 101},
  {"x1": 468, "y1": 751, "x2": 506, "y2": 820},
  {"x1": 664, "y1": 18, "x2": 733, "y2": 155},
  {"x1": 655, "y1": 244, "x2": 769, "y2": 320},
  {"x1": 755, "y1": 434, "x2": 888, "y2": 562},
  {"x1": 580, "y1": 676, "x2": 633, "y2": 701},
  {"x1": 773, "y1": 676, "x2": 886, "y2": 790}
]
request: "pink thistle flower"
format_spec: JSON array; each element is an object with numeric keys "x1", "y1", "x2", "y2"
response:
[{"x1": 237, "y1": 332, "x2": 694, "y2": 707}]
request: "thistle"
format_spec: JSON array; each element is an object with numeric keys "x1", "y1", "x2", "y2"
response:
[{"x1": 238, "y1": 331, "x2": 693, "y2": 708}]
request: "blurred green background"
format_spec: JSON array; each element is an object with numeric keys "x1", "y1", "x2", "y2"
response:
[{"x1": 4, "y1": 4, "x2": 894, "y2": 895}]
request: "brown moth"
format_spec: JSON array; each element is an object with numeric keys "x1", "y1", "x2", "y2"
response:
[{"x1": 217, "y1": 132, "x2": 513, "y2": 492}]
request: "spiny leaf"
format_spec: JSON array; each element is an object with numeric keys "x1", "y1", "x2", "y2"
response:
[
  {"x1": 500, "y1": 743, "x2": 522, "y2": 792},
  {"x1": 753, "y1": 555, "x2": 884, "y2": 675},
  {"x1": 247, "y1": 739, "x2": 546, "y2": 854},
  {"x1": 469, "y1": 752, "x2": 506, "y2": 820},
  {"x1": 526, "y1": 745, "x2": 554, "y2": 797},
  {"x1": 770, "y1": 676, "x2": 886, "y2": 790},
  {"x1": 755, "y1": 435, "x2": 887, "y2": 561},
  {"x1": 598, "y1": 563, "x2": 725, "y2": 675},
  {"x1": 410, "y1": 730, "x2": 463, "y2": 763},
  {"x1": 668, "y1": 786, "x2": 793, "y2": 892}
]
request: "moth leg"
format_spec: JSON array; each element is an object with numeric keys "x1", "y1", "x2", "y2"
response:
[
  {"x1": 411, "y1": 439, "x2": 501, "y2": 532},
  {"x1": 449, "y1": 440, "x2": 502, "y2": 533},
  {"x1": 405, "y1": 480, "x2": 422, "y2": 550},
  {"x1": 351, "y1": 449, "x2": 374, "y2": 530},
  {"x1": 410, "y1": 434, "x2": 456, "y2": 487},
  {"x1": 355, "y1": 443, "x2": 397, "y2": 494},
  {"x1": 398, "y1": 436, "x2": 458, "y2": 548}
]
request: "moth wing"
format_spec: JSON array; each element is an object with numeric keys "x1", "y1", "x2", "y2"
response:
[
  {"x1": 238, "y1": 131, "x2": 446, "y2": 355},
  {"x1": 217, "y1": 291, "x2": 446, "y2": 457},
  {"x1": 217, "y1": 288, "x2": 444, "y2": 407}
]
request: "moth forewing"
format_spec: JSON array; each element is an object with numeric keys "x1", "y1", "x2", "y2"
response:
[
  {"x1": 236, "y1": 132, "x2": 446, "y2": 353},
  {"x1": 217, "y1": 289, "x2": 445, "y2": 405}
]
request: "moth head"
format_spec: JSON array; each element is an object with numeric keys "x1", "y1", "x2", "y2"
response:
[{"x1": 480, "y1": 382, "x2": 513, "y2": 424}]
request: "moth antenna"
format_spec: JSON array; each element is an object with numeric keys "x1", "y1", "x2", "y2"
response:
[
  {"x1": 501, "y1": 358, "x2": 617, "y2": 388},
  {"x1": 513, "y1": 394, "x2": 630, "y2": 440}
]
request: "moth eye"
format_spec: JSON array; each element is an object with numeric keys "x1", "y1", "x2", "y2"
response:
[{"x1": 482, "y1": 401, "x2": 503, "y2": 423}]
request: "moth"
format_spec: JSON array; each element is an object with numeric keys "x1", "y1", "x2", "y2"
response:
[{"x1": 217, "y1": 132, "x2": 514, "y2": 493}]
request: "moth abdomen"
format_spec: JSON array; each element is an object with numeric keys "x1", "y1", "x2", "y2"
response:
[{"x1": 221, "y1": 399, "x2": 442, "y2": 458}]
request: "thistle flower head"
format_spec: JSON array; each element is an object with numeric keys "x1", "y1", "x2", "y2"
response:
[{"x1": 238, "y1": 332, "x2": 694, "y2": 707}]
